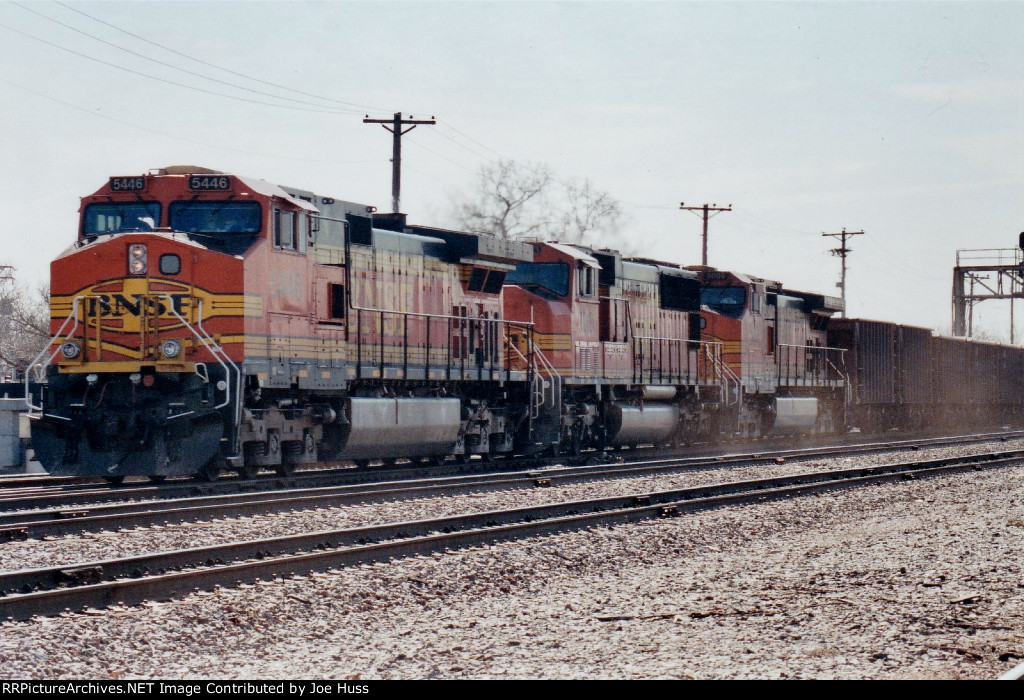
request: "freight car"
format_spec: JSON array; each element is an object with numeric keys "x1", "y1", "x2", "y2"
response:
[{"x1": 828, "y1": 318, "x2": 1024, "y2": 432}]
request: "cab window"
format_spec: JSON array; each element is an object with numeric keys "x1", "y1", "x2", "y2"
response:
[
  {"x1": 701, "y1": 285, "x2": 747, "y2": 319},
  {"x1": 577, "y1": 264, "x2": 596, "y2": 298},
  {"x1": 169, "y1": 200, "x2": 262, "y2": 234},
  {"x1": 83, "y1": 202, "x2": 161, "y2": 235},
  {"x1": 274, "y1": 208, "x2": 296, "y2": 249},
  {"x1": 505, "y1": 262, "x2": 570, "y2": 298}
]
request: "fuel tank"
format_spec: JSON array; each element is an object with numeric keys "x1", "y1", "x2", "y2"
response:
[
  {"x1": 605, "y1": 402, "x2": 679, "y2": 446},
  {"x1": 773, "y1": 397, "x2": 818, "y2": 431},
  {"x1": 338, "y1": 397, "x2": 462, "y2": 460}
]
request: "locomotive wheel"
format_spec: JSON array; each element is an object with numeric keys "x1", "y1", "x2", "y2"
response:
[
  {"x1": 147, "y1": 475, "x2": 167, "y2": 485},
  {"x1": 275, "y1": 462, "x2": 296, "y2": 477},
  {"x1": 353, "y1": 459, "x2": 370, "y2": 469},
  {"x1": 194, "y1": 458, "x2": 222, "y2": 483},
  {"x1": 568, "y1": 434, "x2": 582, "y2": 456},
  {"x1": 104, "y1": 476, "x2": 125, "y2": 486},
  {"x1": 815, "y1": 406, "x2": 837, "y2": 435},
  {"x1": 239, "y1": 462, "x2": 260, "y2": 480}
]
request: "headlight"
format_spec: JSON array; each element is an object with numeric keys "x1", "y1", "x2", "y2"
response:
[
  {"x1": 160, "y1": 339, "x2": 182, "y2": 358},
  {"x1": 128, "y1": 244, "x2": 147, "y2": 275},
  {"x1": 60, "y1": 341, "x2": 81, "y2": 359}
]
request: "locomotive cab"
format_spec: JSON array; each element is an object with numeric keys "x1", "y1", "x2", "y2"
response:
[{"x1": 693, "y1": 267, "x2": 846, "y2": 436}]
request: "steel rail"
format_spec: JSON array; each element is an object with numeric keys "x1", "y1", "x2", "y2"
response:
[
  {"x1": 3, "y1": 427, "x2": 1019, "y2": 509},
  {"x1": 998, "y1": 660, "x2": 1024, "y2": 680},
  {"x1": 1, "y1": 429, "x2": 1021, "y2": 517},
  {"x1": 2, "y1": 445, "x2": 1023, "y2": 542},
  {"x1": 0, "y1": 475, "x2": 88, "y2": 489},
  {"x1": 0, "y1": 451, "x2": 1020, "y2": 621}
]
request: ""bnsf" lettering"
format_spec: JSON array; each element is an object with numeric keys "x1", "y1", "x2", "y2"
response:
[{"x1": 87, "y1": 294, "x2": 191, "y2": 318}]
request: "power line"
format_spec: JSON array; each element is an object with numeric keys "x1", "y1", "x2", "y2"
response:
[
  {"x1": 11, "y1": 1, "x2": 361, "y2": 114},
  {"x1": 0, "y1": 76, "x2": 383, "y2": 164},
  {"x1": 429, "y1": 126, "x2": 495, "y2": 162},
  {"x1": 16, "y1": 4, "x2": 618, "y2": 196},
  {"x1": 52, "y1": 2, "x2": 519, "y2": 167},
  {"x1": 53, "y1": 0, "x2": 384, "y2": 114},
  {"x1": 0, "y1": 20, "x2": 346, "y2": 114},
  {"x1": 435, "y1": 120, "x2": 509, "y2": 160},
  {"x1": 404, "y1": 134, "x2": 473, "y2": 171},
  {"x1": 731, "y1": 209, "x2": 821, "y2": 237},
  {"x1": 35, "y1": 1, "x2": 553, "y2": 183},
  {"x1": 618, "y1": 200, "x2": 677, "y2": 210}
]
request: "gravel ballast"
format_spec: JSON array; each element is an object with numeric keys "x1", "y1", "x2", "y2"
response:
[
  {"x1": 3, "y1": 439, "x2": 1022, "y2": 573},
  {"x1": 0, "y1": 443, "x2": 1022, "y2": 679}
]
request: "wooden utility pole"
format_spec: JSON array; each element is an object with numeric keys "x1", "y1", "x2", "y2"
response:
[
  {"x1": 822, "y1": 228, "x2": 864, "y2": 318},
  {"x1": 363, "y1": 112, "x2": 436, "y2": 213},
  {"x1": 680, "y1": 203, "x2": 732, "y2": 267}
]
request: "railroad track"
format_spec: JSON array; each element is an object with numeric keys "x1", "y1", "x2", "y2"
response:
[
  {"x1": 1000, "y1": 661, "x2": 1024, "y2": 680},
  {"x1": 3, "y1": 436, "x2": 1024, "y2": 542},
  {"x1": 0, "y1": 474, "x2": 90, "y2": 490},
  {"x1": 4, "y1": 425, "x2": 1019, "y2": 519},
  {"x1": 1, "y1": 447, "x2": 1020, "y2": 621}
]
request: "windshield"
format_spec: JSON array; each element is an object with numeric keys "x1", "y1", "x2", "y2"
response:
[
  {"x1": 505, "y1": 262, "x2": 570, "y2": 298},
  {"x1": 701, "y1": 285, "x2": 747, "y2": 319},
  {"x1": 83, "y1": 202, "x2": 160, "y2": 235},
  {"x1": 169, "y1": 200, "x2": 262, "y2": 234}
]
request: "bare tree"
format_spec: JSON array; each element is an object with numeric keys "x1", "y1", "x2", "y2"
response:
[
  {"x1": 453, "y1": 160, "x2": 553, "y2": 240},
  {"x1": 451, "y1": 160, "x2": 627, "y2": 251},
  {"x1": 0, "y1": 269, "x2": 50, "y2": 380},
  {"x1": 553, "y1": 177, "x2": 624, "y2": 248}
]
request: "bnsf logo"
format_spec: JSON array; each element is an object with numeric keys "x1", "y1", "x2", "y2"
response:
[
  {"x1": 57, "y1": 279, "x2": 214, "y2": 334},
  {"x1": 86, "y1": 294, "x2": 191, "y2": 318}
]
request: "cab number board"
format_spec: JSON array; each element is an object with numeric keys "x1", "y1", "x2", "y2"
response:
[
  {"x1": 188, "y1": 175, "x2": 231, "y2": 191},
  {"x1": 109, "y1": 176, "x2": 145, "y2": 192}
]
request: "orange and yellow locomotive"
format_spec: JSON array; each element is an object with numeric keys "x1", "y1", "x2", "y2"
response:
[{"x1": 30, "y1": 166, "x2": 856, "y2": 482}]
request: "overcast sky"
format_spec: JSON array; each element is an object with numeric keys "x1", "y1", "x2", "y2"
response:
[{"x1": 2, "y1": 1, "x2": 1023, "y2": 337}]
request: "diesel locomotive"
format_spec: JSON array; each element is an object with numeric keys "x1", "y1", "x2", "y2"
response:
[{"x1": 25, "y1": 167, "x2": 1019, "y2": 482}]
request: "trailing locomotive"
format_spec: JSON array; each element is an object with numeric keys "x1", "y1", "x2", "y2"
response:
[{"x1": 25, "y1": 167, "x2": 1023, "y2": 482}]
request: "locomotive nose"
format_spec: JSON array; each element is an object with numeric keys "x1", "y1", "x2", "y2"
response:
[{"x1": 48, "y1": 235, "x2": 214, "y2": 368}]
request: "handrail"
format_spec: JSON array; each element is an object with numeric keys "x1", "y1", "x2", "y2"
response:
[
  {"x1": 352, "y1": 301, "x2": 534, "y2": 382},
  {"x1": 705, "y1": 342, "x2": 741, "y2": 406},
  {"x1": 630, "y1": 334, "x2": 726, "y2": 387},
  {"x1": 348, "y1": 301, "x2": 534, "y2": 327},
  {"x1": 24, "y1": 298, "x2": 83, "y2": 413},
  {"x1": 506, "y1": 334, "x2": 547, "y2": 419},
  {"x1": 777, "y1": 343, "x2": 847, "y2": 352},
  {"x1": 825, "y1": 355, "x2": 853, "y2": 407},
  {"x1": 161, "y1": 297, "x2": 239, "y2": 412},
  {"x1": 160, "y1": 295, "x2": 242, "y2": 460},
  {"x1": 526, "y1": 333, "x2": 561, "y2": 423},
  {"x1": 776, "y1": 343, "x2": 848, "y2": 386}
]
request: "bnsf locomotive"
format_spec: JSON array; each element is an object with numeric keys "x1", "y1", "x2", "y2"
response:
[{"x1": 25, "y1": 167, "x2": 1023, "y2": 482}]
